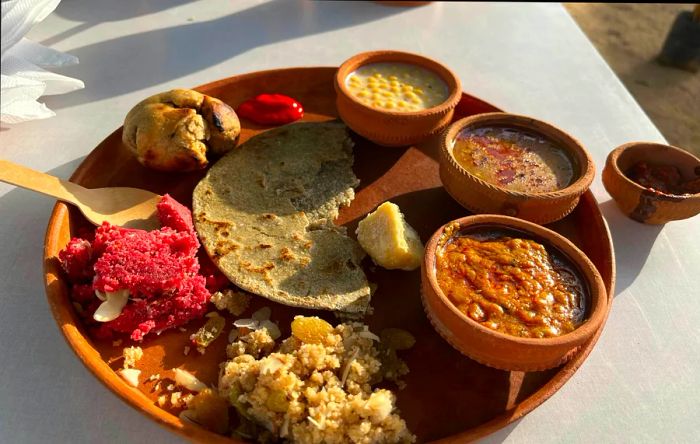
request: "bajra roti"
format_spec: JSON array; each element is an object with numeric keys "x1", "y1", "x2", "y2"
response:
[{"x1": 192, "y1": 121, "x2": 371, "y2": 313}]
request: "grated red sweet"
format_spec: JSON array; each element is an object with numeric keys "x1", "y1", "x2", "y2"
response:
[
  {"x1": 58, "y1": 195, "x2": 220, "y2": 341},
  {"x1": 92, "y1": 223, "x2": 142, "y2": 256},
  {"x1": 70, "y1": 283, "x2": 95, "y2": 304},
  {"x1": 157, "y1": 194, "x2": 196, "y2": 235},
  {"x1": 99, "y1": 274, "x2": 209, "y2": 341},
  {"x1": 58, "y1": 238, "x2": 94, "y2": 282},
  {"x1": 93, "y1": 227, "x2": 199, "y2": 296}
]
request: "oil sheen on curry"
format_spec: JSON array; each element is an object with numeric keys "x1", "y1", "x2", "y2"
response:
[
  {"x1": 436, "y1": 226, "x2": 586, "y2": 338},
  {"x1": 452, "y1": 126, "x2": 575, "y2": 193}
]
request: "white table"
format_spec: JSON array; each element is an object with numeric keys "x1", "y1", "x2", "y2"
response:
[{"x1": 1, "y1": 1, "x2": 698, "y2": 443}]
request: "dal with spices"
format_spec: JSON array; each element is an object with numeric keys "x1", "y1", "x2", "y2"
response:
[
  {"x1": 435, "y1": 225, "x2": 586, "y2": 338},
  {"x1": 452, "y1": 126, "x2": 575, "y2": 193}
]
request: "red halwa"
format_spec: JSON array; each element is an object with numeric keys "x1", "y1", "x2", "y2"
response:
[{"x1": 59, "y1": 194, "x2": 217, "y2": 341}]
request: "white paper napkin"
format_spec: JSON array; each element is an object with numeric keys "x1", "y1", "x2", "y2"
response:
[{"x1": 1, "y1": 0, "x2": 84, "y2": 124}]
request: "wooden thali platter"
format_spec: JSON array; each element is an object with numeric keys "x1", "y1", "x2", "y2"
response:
[{"x1": 43, "y1": 67, "x2": 615, "y2": 443}]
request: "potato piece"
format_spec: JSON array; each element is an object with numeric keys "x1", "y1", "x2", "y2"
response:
[
  {"x1": 122, "y1": 89, "x2": 240, "y2": 171},
  {"x1": 356, "y1": 201, "x2": 424, "y2": 270}
]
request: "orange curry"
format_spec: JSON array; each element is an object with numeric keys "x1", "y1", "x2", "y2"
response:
[{"x1": 436, "y1": 231, "x2": 586, "y2": 338}]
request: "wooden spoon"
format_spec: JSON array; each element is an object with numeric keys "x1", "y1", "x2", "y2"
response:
[{"x1": 0, "y1": 159, "x2": 161, "y2": 230}]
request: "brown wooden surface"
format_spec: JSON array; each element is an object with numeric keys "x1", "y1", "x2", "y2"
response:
[{"x1": 43, "y1": 67, "x2": 615, "y2": 443}]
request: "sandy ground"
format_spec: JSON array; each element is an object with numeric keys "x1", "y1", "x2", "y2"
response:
[{"x1": 566, "y1": 3, "x2": 699, "y2": 157}]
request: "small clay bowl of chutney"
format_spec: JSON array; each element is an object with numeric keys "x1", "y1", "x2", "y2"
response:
[
  {"x1": 439, "y1": 113, "x2": 595, "y2": 224},
  {"x1": 420, "y1": 214, "x2": 608, "y2": 371},
  {"x1": 602, "y1": 142, "x2": 700, "y2": 224}
]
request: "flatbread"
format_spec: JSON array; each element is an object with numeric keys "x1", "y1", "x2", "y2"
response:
[{"x1": 192, "y1": 122, "x2": 370, "y2": 313}]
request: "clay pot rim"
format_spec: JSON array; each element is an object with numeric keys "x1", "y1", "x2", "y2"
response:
[
  {"x1": 606, "y1": 141, "x2": 700, "y2": 201},
  {"x1": 441, "y1": 112, "x2": 595, "y2": 199},
  {"x1": 334, "y1": 50, "x2": 463, "y2": 118},
  {"x1": 423, "y1": 214, "x2": 608, "y2": 347}
]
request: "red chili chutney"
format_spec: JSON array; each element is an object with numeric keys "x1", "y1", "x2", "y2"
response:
[
  {"x1": 435, "y1": 228, "x2": 586, "y2": 338},
  {"x1": 453, "y1": 126, "x2": 574, "y2": 193},
  {"x1": 626, "y1": 161, "x2": 700, "y2": 195},
  {"x1": 236, "y1": 94, "x2": 304, "y2": 126}
]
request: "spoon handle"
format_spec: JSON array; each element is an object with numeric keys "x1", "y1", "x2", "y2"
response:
[{"x1": 0, "y1": 159, "x2": 86, "y2": 204}]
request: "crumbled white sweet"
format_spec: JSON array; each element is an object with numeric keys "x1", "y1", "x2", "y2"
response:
[
  {"x1": 210, "y1": 288, "x2": 252, "y2": 316},
  {"x1": 118, "y1": 368, "x2": 141, "y2": 387},
  {"x1": 122, "y1": 346, "x2": 143, "y2": 369},
  {"x1": 219, "y1": 322, "x2": 414, "y2": 443}
]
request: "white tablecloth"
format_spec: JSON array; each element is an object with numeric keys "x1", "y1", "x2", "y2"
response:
[{"x1": 1, "y1": 1, "x2": 698, "y2": 443}]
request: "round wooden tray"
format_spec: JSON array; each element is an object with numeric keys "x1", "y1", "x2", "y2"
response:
[{"x1": 43, "y1": 67, "x2": 615, "y2": 443}]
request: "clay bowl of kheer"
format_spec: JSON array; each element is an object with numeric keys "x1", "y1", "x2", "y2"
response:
[
  {"x1": 420, "y1": 214, "x2": 608, "y2": 371},
  {"x1": 602, "y1": 142, "x2": 700, "y2": 224},
  {"x1": 335, "y1": 50, "x2": 462, "y2": 147},
  {"x1": 440, "y1": 112, "x2": 595, "y2": 223}
]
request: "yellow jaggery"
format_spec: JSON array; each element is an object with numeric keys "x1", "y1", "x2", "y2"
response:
[{"x1": 355, "y1": 202, "x2": 424, "y2": 271}]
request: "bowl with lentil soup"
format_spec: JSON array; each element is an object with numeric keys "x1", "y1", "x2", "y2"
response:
[
  {"x1": 440, "y1": 112, "x2": 595, "y2": 223},
  {"x1": 421, "y1": 214, "x2": 607, "y2": 371},
  {"x1": 335, "y1": 50, "x2": 462, "y2": 146}
]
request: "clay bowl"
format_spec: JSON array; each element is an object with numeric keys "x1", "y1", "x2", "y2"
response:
[
  {"x1": 602, "y1": 142, "x2": 700, "y2": 224},
  {"x1": 420, "y1": 214, "x2": 608, "y2": 371},
  {"x1": 439, "y1": 113, "x2": 595, "y2": 223},
  {"x1": 334, "y1": 50, "x2": 462, "y2": 147}
]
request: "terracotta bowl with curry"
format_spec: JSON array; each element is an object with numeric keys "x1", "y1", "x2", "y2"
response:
[
  {"x1": 439, "y1": 112, "x2": 595, "y2": 223},
  {"x1": 602, "y1": 141, "x2": 700, "y2": 224},
  {"x1": 420, "y1": 215, "x2": 608, "y2": 371},
  {"x1": 334, "y1": 50, "x2": 462, "y2": 147}
]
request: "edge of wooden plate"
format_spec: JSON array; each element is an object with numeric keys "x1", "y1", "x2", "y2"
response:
[{"x1": 43, "y1": 67, "x2": 615, "y2": 444}]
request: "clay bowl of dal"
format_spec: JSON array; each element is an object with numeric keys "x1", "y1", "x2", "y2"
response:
[
  {"x1": 439, "y1": 113, "x2": 595, "y2": 224},
  {"x1": 420, "y1": 214, "x2": 608, "y2": 371},
  {"x1": 602, "y1": 142, "x2": 700, "y2": 224},
  {"x1": 334, "y1": 50, "x2": 462, "y2": 147}
]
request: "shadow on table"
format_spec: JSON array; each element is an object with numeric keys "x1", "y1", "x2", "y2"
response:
[
  {"x1": 0, "y1": 157, "x2": 86, "y2": 220},
  {"x1": 53, "y1": 0, "x2": 190, "y2": 23},
  {"x1": 477, "y1": 420, "x2": 522, "y2": 443},
  {"x1": 622, "y1": 58, "x2": 695, "y2": 89},
  {"x1": 0, "y1": 159, "x2": 87, "y2": 349},
  {"x1": 43, "y1": 0, "x2": 193, "y2": 47},
  {"x1": 598, "y1": 198, "x2": 663, "y2": 296},
  {"x1": 43, "y1": 0, "x2": 409, "y2": 110}
]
